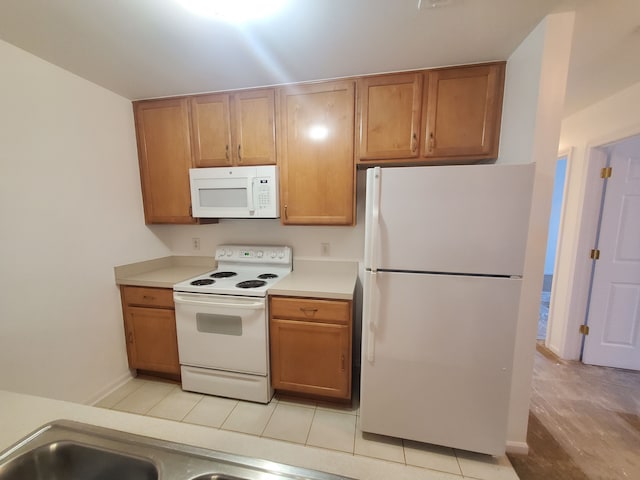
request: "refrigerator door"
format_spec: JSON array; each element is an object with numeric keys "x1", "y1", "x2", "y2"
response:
[
  {"x1": 360, "y1": 270, "x2": 521, "y2": 456},
  {"x1": 364, "y1": 164, "x2": 534, "y2": 276}
]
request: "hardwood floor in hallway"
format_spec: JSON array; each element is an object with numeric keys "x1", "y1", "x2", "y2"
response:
[{"x1": 508, "y1": 343, "x2": 640, "y2": 480}]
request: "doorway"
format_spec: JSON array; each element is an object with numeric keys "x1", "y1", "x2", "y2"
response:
[{"x1": 538, "y1": 154, "x2": 568, "y2": 340}]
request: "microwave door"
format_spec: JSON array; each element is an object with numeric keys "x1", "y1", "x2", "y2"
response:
[{"x1": 193, "y1": 177, "x2": 250, "y2": 217}]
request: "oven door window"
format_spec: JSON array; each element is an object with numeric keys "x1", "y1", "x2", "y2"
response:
[{"x1": 196, "y1": 312, "x2": 242, "y2": 336}]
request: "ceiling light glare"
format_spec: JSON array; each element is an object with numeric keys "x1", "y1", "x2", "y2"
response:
[
  {"x1": 176, "y1": 0, "x2": 287, "y2": 23},
  {"x1": 308, "y1": 125, "x2": 329, "y2": 141}
]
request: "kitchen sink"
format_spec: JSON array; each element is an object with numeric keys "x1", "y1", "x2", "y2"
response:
[
  {"x1": 0, "y1": 420, "x2": 354, "y2": 480},
  {"x1": 0, "y1": 441, "x2": 158, "y2": 480}
]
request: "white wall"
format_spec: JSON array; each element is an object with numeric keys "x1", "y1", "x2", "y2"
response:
[
  {"x1": 496, "y1": 12, "x2": 575, "y2": 452},
  {"x1": 0, "y1": 40, "x2": 171, "y2": 403},
  {"x1": 549, "y1": 81, "x2": 640, "y2": 359}
]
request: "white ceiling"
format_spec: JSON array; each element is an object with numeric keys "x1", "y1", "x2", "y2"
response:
[{"x1": 0, "y1": 0, "x2": 638, "y2": 116}]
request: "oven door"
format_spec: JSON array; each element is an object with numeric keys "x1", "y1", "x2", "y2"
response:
[{"x1": 174, "y1": 292, "x2": 268, "y2": 375}]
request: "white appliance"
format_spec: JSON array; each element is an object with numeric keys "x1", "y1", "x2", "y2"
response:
[
  {"x1": 360, "y1": 164, "x2": 535, "y2": 456},
  {"x1": 189, "y1": 166, "x2": 279, "y2": 218},
  {"x1": 173, "y1": 245, "x2": 292, "y2": 403}
]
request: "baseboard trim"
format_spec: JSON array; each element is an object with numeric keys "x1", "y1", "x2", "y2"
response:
[
  {"x1": 506, "y1": 440, "x2": 530, "y2": 455},
  {"x1": 85, "y1": 370, "x2": 135, "y2": 406}
]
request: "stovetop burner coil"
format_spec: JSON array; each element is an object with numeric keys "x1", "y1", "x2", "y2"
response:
[
  {"x1": 257, "y1": 273, "x2": 278, "y2": 279},
  {"x1": 210, "y1": 271, "x2": 238, "y2": 278},
  {"x1": 235, "y1": 280, "x2": 268, "y2": 289}
]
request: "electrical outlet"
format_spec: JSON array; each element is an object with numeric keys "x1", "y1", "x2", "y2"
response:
[
  {"x1": 321, "y1": 242, "x2": 330, "y2": 256},
  {"x1": 192, "y1": 237, "x2": 200, "y2": 250}
]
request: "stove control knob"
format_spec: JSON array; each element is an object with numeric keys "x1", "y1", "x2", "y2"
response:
[
  {"x1": 226, "y1": 249, "x2": 233, "y2": 257},
  {"x1": 278, "y1": 250, "x2": 285, "y2": 259},
  {"x1": 270, "y1": 251, "x2": 277, "y2": 258},
  {"x1": 256, "y1": 250, "x2": 264, "y2": 258}
]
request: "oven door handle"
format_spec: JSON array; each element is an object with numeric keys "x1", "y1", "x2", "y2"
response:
[{"x1": 173, "y1": 293, "x2": 265, "y2": 310}]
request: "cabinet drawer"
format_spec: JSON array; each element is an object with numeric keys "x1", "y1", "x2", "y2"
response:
[
  {"x1": 270, "y1": 297, "x2": 350, "y2": 324},
  {"x1": 123, "y1": 286, "x2": 174, "y2": 308}
]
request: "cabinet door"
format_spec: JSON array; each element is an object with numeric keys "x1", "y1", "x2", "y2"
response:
[
  {"x1": 233, "y1": 89, "x2": 276, "y2": 166},
  {"x1": 134, "y1": 98, "x2": 196, "y2": 224},
  {"x1": 125, "y1": 306, "x2": 180, "y2": 375},
  {"x1": 358, "y1": 73, "x2": 423, "y2": 161},
  {"x1": 270, "y1": 318, "x2": 351, "y2": 399},
  {"x1": 191, "y1": 93, "x2": 233, "y2": 167},
  {"x1": 422, "y1": 63, "x2": 504, "y2": 160},
  {"x1": 278, "y1": 80, "x2": 355, "y2": 225}
]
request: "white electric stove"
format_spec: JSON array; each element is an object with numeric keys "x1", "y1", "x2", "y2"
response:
[{"x1": 173, "y1": 245, "x2": 292, "y2": 403}]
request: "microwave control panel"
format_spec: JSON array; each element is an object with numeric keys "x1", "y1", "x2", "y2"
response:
[{"x1": 255, "y1": 178, "x2": 274, "y2": 209}]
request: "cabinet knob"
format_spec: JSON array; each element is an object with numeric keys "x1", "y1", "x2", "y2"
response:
[
  {"x1": 341, "y1": 353, "x2": 345, "y2": 371},
  {"x1": 127, "y1": 331, "x2": 134, "y2": 344}
]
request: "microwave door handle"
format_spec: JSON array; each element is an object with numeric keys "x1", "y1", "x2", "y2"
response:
[{"x1": 247, "y1": 177, "x2": 255, "y2": 212}]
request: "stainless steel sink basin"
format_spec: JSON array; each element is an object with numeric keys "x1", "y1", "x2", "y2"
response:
[
  {"x1": 0, "y1": 441, "x2": 158, "y2": 480},
  {"x1": 0, "y1": 420, "x2": 354, "y2": 480}
]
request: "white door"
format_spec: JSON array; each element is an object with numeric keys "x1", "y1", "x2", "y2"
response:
[
  {"x1": 360, "y1": 270, "x2": 522, "y2": 455},
  {"x1": 583, "y1": 149, "x2": 640, "y2": 370}
]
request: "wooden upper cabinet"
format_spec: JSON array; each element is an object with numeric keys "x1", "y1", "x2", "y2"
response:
[
  {"x1": 133, "y1": 98, "x2": 196, "y2": 224},
  {"x1": 233, "y1": 89, "x2": 277, "y2": 165},
  {"x1": 357, "y1": 62, "x2": 505, "y2": 164},
  {"x1": 422, "y1": 63, "x2": 505, "y2": 160},
  {"x1": 278, "y1": 80, "x2": 355, "y2": 225},
  {"x1": 191, "y1": 89, "x2": 276, "y2": 167},
  {"x1": 358, "y1": 73, "x2": 423, "y2": 160},
  {"x1": 191, "y1": 93, "x2": 232, "y2": 167}
]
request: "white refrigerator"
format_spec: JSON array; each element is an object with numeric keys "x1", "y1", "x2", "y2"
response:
[{"x1": 360, "y1": 164, "x2": 535, "y2": 456}]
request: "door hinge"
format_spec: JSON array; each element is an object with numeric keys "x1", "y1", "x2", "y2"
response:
[
  {"x1": 601, "y1": 167, "x2": 612, "y2": 178},
  {"x1": 579, "y1": 324, "x2": 590, "y2": 335},
  {"x1": 590, "y1": 249, "x2": 600, "y2": 260}
]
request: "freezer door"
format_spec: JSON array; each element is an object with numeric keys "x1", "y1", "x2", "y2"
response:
[
  {"x1": 360, "y1": 270, "x2": 521, "y2": 456},
  {"x1": 365, "y1": 164, "x2": 534, "y2": 275}
]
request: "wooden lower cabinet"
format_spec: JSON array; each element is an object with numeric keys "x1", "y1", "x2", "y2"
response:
[
  {"x1": 269, "y1": 296, "x2": 352, "y2": 400},
  {"x1": 120, "y1": 286, "x2": 180, "y2": 376}
]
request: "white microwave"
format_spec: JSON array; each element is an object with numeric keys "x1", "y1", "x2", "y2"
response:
[{"x1": 189, "y1": 166, "x2": 279, "y2": 219}]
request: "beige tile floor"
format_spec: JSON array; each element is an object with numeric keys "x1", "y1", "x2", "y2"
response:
[{"x1": 96, "y1": 377, "x2": 519, "y2": 480}]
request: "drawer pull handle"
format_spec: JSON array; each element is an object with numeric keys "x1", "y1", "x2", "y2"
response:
[
  {"x1": 142, "y1": 295, "x2": 155, "y2": 301},
  {"x1": 341, "y1": 354, "x2": 345, "y2": 371},
  {"x1": 127, "y1": 331, "x2": 134, "y2": 344},
  {"x1": 300, "y1": 307, "x2": 318, "y2": 316}
]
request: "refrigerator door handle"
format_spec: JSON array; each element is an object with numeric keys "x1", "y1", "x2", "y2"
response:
[
  {"x1": 367, "y1": 167, "x2": 382, "y2": 273},
  {"x1": 366, "y1": 271, "x2": 378, "y2": 362}
]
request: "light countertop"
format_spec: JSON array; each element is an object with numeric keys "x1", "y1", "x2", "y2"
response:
[
  {"x1": 268, "y1": 259, "x2": 358, "y2": 300},
  {"x1": 114, "y1": 256, "x2": 359, "y2": 300},
  {"x1": 0, "y1": 390, "x2": 454, "y2": 480},
  {"x1": 114, "y1": 256, "x2": 216, "y2": 289}
]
